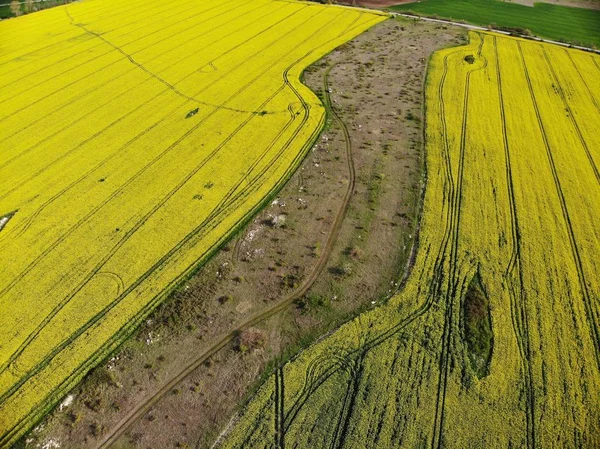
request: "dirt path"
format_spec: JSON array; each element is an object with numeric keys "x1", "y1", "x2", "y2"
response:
[{"x1": 95, "y1": 61, "x2": 358, "y2": 449}]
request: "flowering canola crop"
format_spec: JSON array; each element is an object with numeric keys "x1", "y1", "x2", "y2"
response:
[
  {"x1": 0, "y1": 0, "x2": 385, "y2": 444},
  {"x1": 220, "y1": 32, "x2": 600, "y2": 449}
]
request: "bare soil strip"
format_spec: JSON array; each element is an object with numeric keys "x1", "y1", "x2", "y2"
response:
[{"x1": 94, "y1": 55, "x2": 362, "y2": 449}]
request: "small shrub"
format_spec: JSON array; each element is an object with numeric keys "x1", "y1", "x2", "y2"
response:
[
  {"x1": 218, "y1": 294, "x2": 233, "y2": 304},
  {"x1": 235, "y1": 328, "x2": 267, "y2": 353},
  {"x1": 66, "y1": 411, "x2": 82, "y2": 426},
  {"x1": 9, "y1": 0, "x2": 22, "y2": 16},
  {"x1": 84, "y1": 397, "x2": 103, "y2": 412},
  {"x1": 89, "y1": 421, "x2": 105, "y2": 437},
  {"x1": 281, "y1": 273, "x2": 299, "y2": 289}
]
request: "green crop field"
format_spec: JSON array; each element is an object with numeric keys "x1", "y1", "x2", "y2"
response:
[{"x1": 392, "y1": 0, "x2": 600, "y2": 47}]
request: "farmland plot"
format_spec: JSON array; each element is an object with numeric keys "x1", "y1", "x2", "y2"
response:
[
  {"x1": 392, "y1": 0, "x2": 600, "y2": 47},
  {"x1": 219, "y1": 32, "x2": 600, "y2": 449},
  {"x1": 0, "y1": 0, "x2": 385, "y2": 445}
]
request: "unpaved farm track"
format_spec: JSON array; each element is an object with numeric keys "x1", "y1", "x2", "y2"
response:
[{"x1": 96, "y1": 62, "x2": 356, "y2": 449}]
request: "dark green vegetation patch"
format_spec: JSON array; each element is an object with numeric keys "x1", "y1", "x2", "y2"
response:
[{"x1": 462, "y1": 273, "x2": 493, "y2": 378}]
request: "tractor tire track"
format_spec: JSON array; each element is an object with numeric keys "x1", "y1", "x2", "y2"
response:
[
  {"x1": 518, "y1": 42, "x2": 600, "y2": 368},
  {"x1": 564, "y1": 52, "x2": 600, "y2": 116},
  {"x1": 0, "y1": 7, "x2": 337, "y2": 387},
  {"x1": 494, "y1": 36, "x2": 536, "y2": 449},
  {"x1": 432, "y1": 34, "x2": 487, "y2": 449},
  {"x1": 592, "y1": 55, "x2": 600, "y2": 74},
  {"x1": 283, "y1": 352, "x2": 356, "y2": 434},
  {"x1": 540, "y1": 47, "x2": 600, "y2": 187},
  {"x1": 274, "y1": 365, "x2": 285, "y2": 449},
  {"x1": 331, "y1": 354, "x2": 364, "y2": 449},
  {"x1": 0, "y1": 5, "x2": 328, "y2": 307}
]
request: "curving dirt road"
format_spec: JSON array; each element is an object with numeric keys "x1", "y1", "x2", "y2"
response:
[{"x1": 96, "y1": 63, "x2": 355, "y2": 449}]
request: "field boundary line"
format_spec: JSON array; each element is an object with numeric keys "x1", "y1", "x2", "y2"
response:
[{"x1": 390, "y1": 12, "x2": 600, "y2": 54}]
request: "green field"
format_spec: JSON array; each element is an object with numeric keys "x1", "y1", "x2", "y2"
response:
[
  {"x1": 392, "y1": 0, "x2": 600, "y2": 47},
  {"x1": 0, "y1": 0, "x2": 65, "y2": 19},
  {"x1": 0, "y1": 3, "x2": 13, "y2": 18}
]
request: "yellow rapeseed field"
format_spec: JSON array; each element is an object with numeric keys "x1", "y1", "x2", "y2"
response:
[
  {"x1": 220, "y1": 32, "x2": 600, "y2": 448},
  {"x1": 0, "y1": 0, "x2": 385, "y2": 444}
]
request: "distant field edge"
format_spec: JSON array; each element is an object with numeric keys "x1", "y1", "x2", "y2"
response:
[{"x1": 390, "y1": 0, "x2": 600, "y2": 47}]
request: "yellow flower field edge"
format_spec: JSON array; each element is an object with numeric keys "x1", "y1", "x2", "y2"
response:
[
  {"x1": 218, "y1": 31, "x2": 600, "y2": 448},
  {"x1": 0, "y1": 0, "x2": 387, "y2": 446}
]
